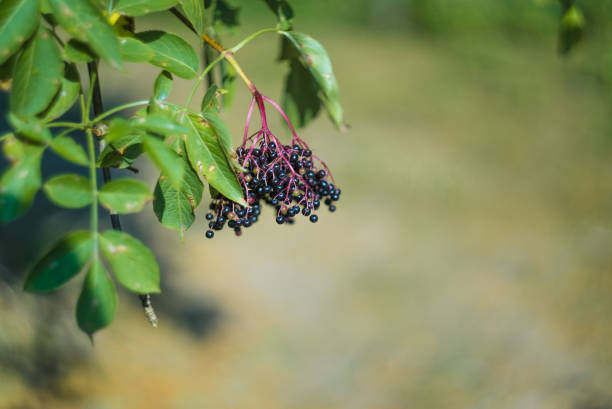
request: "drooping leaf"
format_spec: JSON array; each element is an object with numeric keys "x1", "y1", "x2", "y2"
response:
[
  {"x1": 99, "y1": 230, "x2": 161, "y2": 294},
  {"x1": 43, "y1": 173, "x2": 93, "y2": 208},
  {"x1": 76, "y1": 259, "x2": 117, "y2": 337},
  {"x1": 49, "y1": 0, "x2": 123, "y2": 69},
  {"x1": 179, "y1": 0, "x2": 205, "y2": 35},
  {"x1": 142, "y1": 134, "x2": 184, "y2": 189},
  {"x1": 282, "y1": 59, "x2": 321, "y2": 129},
  {"x1": 200, "y1": 111, "x2": 233, "y2": 157},
  {"x1": 200, "y1": 84, "x2": 220, "y2": 113},
  {"x1": 559, "y1": 4, "x2": 585, "y2": 55},
  {"x1": 262, "y1": 0, "x2": 293, "y2": 30},
  {"x1": 153, "y1": 70, "x2": 172, "y2": 102},
  {"x1": 153, "y1": 157, "x2": 203, "y2": 233},
  {"x1": 219, "y1": 59, "x2": 235, "y2": 108},
  {"x1": 103, "y1": 117, "x2": 137, "y2": 144},
  {"x1": 112, "y1": 0, "x2": 179, "y2": 16},
  {"x1": 8, "y1": 113, "x2": 52, "y2": 143},
  {"x1": 50, "y1": 135, "x2": 88, "y2": 165},
  {"x1": 0, "y1": 142, "x2": 43, "y2": 222},
  {"x1": 63, "y1": 39, "x2": 95, "y2": 62},
  {"x1": 0, "y1": 0, "x2": 40, "y2": 65},
  {"x1": 135, "y1": 31, "x2": 199, "y2": 79},
  {"x1": 24, "y1": 230, "x2": 94, "y2": 292},
  {"x1": 280, "y1": 31, "x2": 344, "y2": 128},
  {"x1": 182, "y1": 114, "x2": 245, "y2": 206},
  {"x1": 10, "y1": 26, "x2": 63, "y2": 116},
  {"x1": 40, "y1": 63, "x2": 81, "y2": 122},
  {"x1": 118, "y1": 36, "x2": 154, "y2": 62},
  {"x1": 99, "y1": 178, "x2": 152, "y2": 214}
]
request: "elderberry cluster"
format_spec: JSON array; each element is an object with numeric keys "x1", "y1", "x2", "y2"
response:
[{"x1": 204, "y1": 140, "x2": 341, "y2": 239}]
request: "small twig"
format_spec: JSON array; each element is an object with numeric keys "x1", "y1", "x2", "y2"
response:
[{"x1": 86, "y1": 61, "x2": 158, "y2": 328}]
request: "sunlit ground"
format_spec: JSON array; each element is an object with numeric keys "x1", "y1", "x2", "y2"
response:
[{"x1": 2, "y1": 14, "x2": 612, "y2": 409}]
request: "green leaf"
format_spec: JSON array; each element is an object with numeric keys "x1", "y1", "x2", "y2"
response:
[
  {"x1": 262, "y1": 0, "x2": 293, "y2": 30},
  {"x1": 39, "y1": 63, "x2": 81, "y2": 122},
  {"x1": 135, "y1": 31, "x2": 199, "y2": 79},
  {"x1": 104, "y1": 117, "x2": 137, "y2": 144},
  {"x1": 97, "y1": 133, "x2": 143, "y2": 168},
  {"x1": 99, "y1": 178, "x2": 152, "y2": 214},
  {"x1": 282, "y1": 59, "x2": 321, "y2": 129},
  {"x1": 200, "y1": 84, "x2": 220, "y2": 113},
  {"x1": 119, "y1": 36, "x2": 154, "y2": 62},
  {"x1": 153, "y1": 157, "x2": 203, "y2": 233},
  {"x1": 8, "y1": 113, "x2": 52, "y2": 143},
  {"x1": 50, "y1": 135, "x2": 88, "y2": 165},
  {"x1": 0, "y1": 53, "x2": 17, "y2": 82},
  {"x1": 0, "y1": 142, "x2": 43, "y2": 222},
  {"x1": 49, "y1": 0, "x2": 123, "y2": 69},
  {"x1": 200, "y1": 111, "x2": 233, "y2": 157},
  {"x1": 0, "y1": 0, "x2": 40, "y2": 65},
  {"x1": 10, "y1": 26, "x2": 63, "y2": 116},
  {"x1": 559, "y1": 5, "x2": 585, "y2": 55},
  {"x1": 76, "y1": 259, "x2": 117, "y2": 337},
  {"x1": 153, "y1": 70, "x2": 172, "y2": 102},
  {"x1": 113, "y1": 0, "x2": 179, "y2": 16},
  {"x1": 280, "y1": 31, "x2": 344, "y2": 128},
  {"x1": 99, "y1": 230, "x2": 160, "y2": 294},
  {"x1": 219, "y1": 59, "x2": 235, "y2": 108},
  {"x1": 132, "y1": 114, "x2": 189, "y2": 137},
  {"x1": 63, "y1": 39, "x2": 95, "y2": 63},
  {"x1": 179, "y1": 0, "x2": 205, "y2": 35},
  {"x1": 182, "y1": 114, "x2": 246, "y2": 206},
  {"x1": 142, "y1": 135, "x2": 184, "y2": 189},
  {"x1": 43, "y1": 173, "x2": 93, "y2": 208},
  {"x1": 24, "y1": 230, "x2": 94, "y2": 292}
]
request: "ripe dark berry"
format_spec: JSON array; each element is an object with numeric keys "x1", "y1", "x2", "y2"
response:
[
  {"x1": 329, "y1": 205, "x2": 336, "y2": 212},
  {"x1": 276, "y1": 215, "x2": 285, "y2": 224},
  {"x1": 205, "y1": 213, "x2": 214, "y2": 220},
  {"x1": 205, "y1": 230, "x2": 214, "y2": 238},
  {"x1": 309, "y1": 214, "x2": 318, "y2": 223}
]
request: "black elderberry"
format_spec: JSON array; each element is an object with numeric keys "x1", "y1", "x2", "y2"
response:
[
  {"x1": 205, "y1": 230, "x2": 214, "y2": 238},
  {"x1": 309, "y1": 214, "x2": 318, "y2": 223},
  {"x1": 276, "y1": 215, "x2": 285, "y2": 224},
  {"x1": 329, "y1": 205, "x2": 336, "y2": 212},
  {"x1": 205, "y1": 213, "x2": 214, "y2": 220}
]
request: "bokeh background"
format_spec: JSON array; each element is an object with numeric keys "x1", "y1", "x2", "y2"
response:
[{"x1": 3, "y1": 1, "x2": 612, "y2": 408}]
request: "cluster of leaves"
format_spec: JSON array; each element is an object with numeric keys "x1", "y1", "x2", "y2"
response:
[{"x1": 0, "y1": 0, "x2": 343, "y2": 338}]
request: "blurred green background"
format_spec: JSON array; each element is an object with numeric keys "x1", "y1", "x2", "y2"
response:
[{"x1": 3, "y1": 1, "x2": 612, "y2": 408}]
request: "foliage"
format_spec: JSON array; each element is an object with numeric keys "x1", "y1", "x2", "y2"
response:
[{"x1": 0, "y1": 0, "x2": 344, "y2": 338}]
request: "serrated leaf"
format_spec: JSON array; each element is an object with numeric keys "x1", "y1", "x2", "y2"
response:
[
  {"x1": 99, "y1": 178, "x2": 152, "y2": 214},
  {"x1": 76, "y1": 259, "x2": 117, "y2": 337},
  {"x1": 282, "y1": 59, "x2": 320, "y2": 128},
  {"x1": 153, "y1": 157, "x2": 203, "y2": 233},
  {"x1": 49, "y1": 0, "x2": 123, "y2": 69},
  {"x1": 280, "y1": 31, "x2": 343, "y2": 128},
  {"x1": 0, "y1": 0, "x2": 40, "y2": 65},
  {"x1": 153, "y1": 70, "x2": 172, "y2": 102},
  {"x1": 50, "y1": 135, "x2": 88, "y2": 165},
  {"x1": 135, "y1": 31, "x2": 199, "y2": 79},
  {"x1": 40, "y1": 63, "x2": 81, "y2": 122},
  {"x1": 200, "y1": 111, "x2": 233, "y2": 156},
  {"x1": 179, "y1": 0, "x2": 205, "y2": 35},
  {"x1": 8, "y1": 113, "x2": 52, "y2": 143},
  {"x1": 0, "y1": 143, "x2": 43, "y2": 222},
  {"x1": 63, "y1": 39, "x2": 95, "y2": 63},
  {"x1": 43, "y1": 173, "x2": 93, "y2": 208},
  {"x1": 142, "y1": 135, "x2": 184, "y2": 189},
  {"x1": 113, "y1": 0, "x2": 179, "y2": 16},
  {"x1": 119, "y1": 36, "x2": 154, "y2": 62},
  {"x1": 24, "y1": 230, "x2": 94, "y2": 292},
  {"x1": 10, "y1": 26, "x2": 63, "y2": 116},
  {"x1": 99, "y1": 230, "x2": 160, "y2": 294},
  {"x1": 182, "y1": 114, "x2": 245, "y2": 206}
]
